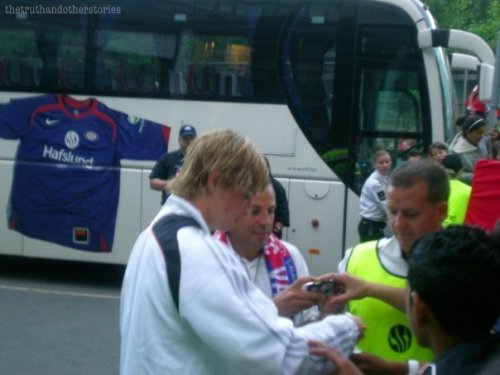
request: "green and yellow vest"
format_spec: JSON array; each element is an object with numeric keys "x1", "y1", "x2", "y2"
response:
[
  {"x1": 346, "y1": 240, "x2": 433, "y2": 362},
  {"x1": 443, "y1": 179, "x2": 471, "y2": 226}
]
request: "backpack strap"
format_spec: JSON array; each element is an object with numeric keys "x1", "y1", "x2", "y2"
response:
[{"x1": 152, "y1": 215, "x2": 201, "y2": 312}]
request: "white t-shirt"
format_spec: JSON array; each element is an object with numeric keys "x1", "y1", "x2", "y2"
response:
[
  {"x1": 359, "y1": 170, "x2": 388, "y2": 222},
  {"x1": 120, "y1": 194, "x2": 360, "y2": 375},
  {"x1": 225, "y1": 236, "x2": 319, "y2": 326}
]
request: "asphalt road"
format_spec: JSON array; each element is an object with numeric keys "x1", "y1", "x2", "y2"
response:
[{"x1": 0, "y1": 256, "x2": 125, "y2": 375}]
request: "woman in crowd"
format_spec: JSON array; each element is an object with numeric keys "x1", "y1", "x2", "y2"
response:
[
  {"x1": 449, "y1": 115, "x2": 490, "y2": 184},
  {"x1": 357, "y1": 149, "x2": 392, "y2": 242},
  {"x1": 428, "y1": 141, "x2": 448, "y2": 164}
]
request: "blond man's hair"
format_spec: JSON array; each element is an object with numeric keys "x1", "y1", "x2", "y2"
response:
[{"x1": 170, "y1": 129, "x2": 269, "y2": 199}]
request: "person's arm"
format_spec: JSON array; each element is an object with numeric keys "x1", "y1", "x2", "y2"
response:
[
  {"x1": 149, "y1": 154, "x2": 178, "y2": 192},
  {"x1": 309, "y1": 341, "x2": 424, "y2": 375},
  {"x1": 466, "y1": 90, "x2": 475, "y2": 114},
  {"x1": 149, "y1": 177, "x2": 169, "y2": 191},
  {"x1": 319, "y1": 272, "x2": 407, "y2": 313},
  {"x1": 281, "y1": 241, "x2": 324, "y2": 325},
  {"x1": 308, "y1": 340, "x2": 363, "y2": 375},
  {"x1": 372, "y1": 179, "x2": 387, "y2": 219},
  {"x1": 181, "y1": 238, "x2": 363, "y2": 374},
  {"x1": 149, "y1": 155, "x2": 169, "y2": 191},
  {"x1": 351, "y1": 352, "x2": 419, "y2": 375},
  {"x1": 149, "y1": 174, "x2": 179, "y2": 192},
  {"x1": 272, "y1": 276, "x2": 324, "y2": 317}
]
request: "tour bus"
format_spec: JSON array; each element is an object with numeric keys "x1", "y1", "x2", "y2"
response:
[{"x1": 0, "y1": 0, "x2": 495, "y2": 275}]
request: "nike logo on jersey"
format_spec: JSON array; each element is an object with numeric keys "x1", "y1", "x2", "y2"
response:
[{"x1": 45, "y1": 118, "x2": 60, "y2": 125}]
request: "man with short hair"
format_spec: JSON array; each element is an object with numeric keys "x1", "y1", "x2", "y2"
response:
[
  {"x1": 309, "y1": 225, "x2": 500, "y2": 374},
  {"x1": 329, "y1": 160, "x2": 449, "y2": 372},
  {"x1": 120, "y1": 129, "x2": 363, "y2": 375},
  {"x1": 407, "y1": 225, "x2": 500, "y2": 374},
  {"x1": 214, "y1": 183, "x2": 323, "y2": 326},
  {"x1": 149, "y1": 124, "x2": 197, "y2": 204},
  {"x1": 441, "y1": 154, "x2": 471, "y2": 226}
]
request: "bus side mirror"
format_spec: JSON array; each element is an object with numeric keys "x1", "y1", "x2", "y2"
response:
[{"x1": 478, "y1": 63, "x2": 494, "y2": 103}]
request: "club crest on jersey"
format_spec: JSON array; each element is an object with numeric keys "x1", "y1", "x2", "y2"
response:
[
  {"x1": 84, "y1": 131, "x2": 99, "y2": 142},
  {"x1": 64, "y1": 130, "x2": 80, "y2": 149}
]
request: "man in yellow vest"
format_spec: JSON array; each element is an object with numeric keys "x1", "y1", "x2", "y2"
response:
[
  {"x1": 310, "y1": 225, "x2": 500, "y2": 375},
  {"x1": 441, "y1": 154, "x2": 471, "y2": 226},
  {"x1": 331, "y1": 160, "x2": 449, "y2": 374}
]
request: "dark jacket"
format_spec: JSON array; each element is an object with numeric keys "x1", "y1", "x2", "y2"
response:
[
  {"x1": 427, "y1": 334, "x2": 500, "y2": 374},
  {"x1": 271, "y1": 177, "x2": 289, "y2": 227}
]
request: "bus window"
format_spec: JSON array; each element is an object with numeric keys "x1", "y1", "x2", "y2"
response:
[
  {"x1": 359, "y1": 71, "x2": 421, "y2": 133},
  {"x1": 103, "y1": 30, "x2": 164, "y2": 94},
  {"x1": 0, "y1": 28, "x2": 40, "y2": 89},
  {"x1": 278, "y1": 2, "x2": 339, "y2": 154}
]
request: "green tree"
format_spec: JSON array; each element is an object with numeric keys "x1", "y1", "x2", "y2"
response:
[
  {"x1": 469, "y1": 2, "x2": 500, "y2": 48},
  {"x1": 425, "y1": 0, "x2": 499, "y2": 48}
]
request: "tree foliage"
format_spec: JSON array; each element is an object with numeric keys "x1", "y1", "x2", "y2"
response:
[{"x1": 425, "y1": 0, "x2": 500, "y2": 49}]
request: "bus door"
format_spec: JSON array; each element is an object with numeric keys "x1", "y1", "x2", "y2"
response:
[{"x1": 278, "y1": 0, "x2": 430, "y2": 262}]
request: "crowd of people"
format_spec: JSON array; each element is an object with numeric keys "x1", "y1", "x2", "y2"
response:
[
  {"x1": 117, "y1": 105, "x2": 499, "y2": 374},
  {"x1": 358, "y1": 111, "x2": 500, "y2": 242}
]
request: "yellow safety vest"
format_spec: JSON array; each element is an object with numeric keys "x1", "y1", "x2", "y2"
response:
[
  {"x1": 346, "y1": 241, "x2": 433, "y2": 362},
  {"x1": 443, "y1": 179, "x2": 471, "y2": 226}
]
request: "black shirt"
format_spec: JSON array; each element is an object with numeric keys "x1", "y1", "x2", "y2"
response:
[{"x1": 150, "y1": 150, "x2": 184, "y2": 204}]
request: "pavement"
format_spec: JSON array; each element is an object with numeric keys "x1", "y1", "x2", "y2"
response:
[{"x1": 0, "y1": 256, "x2": 124, "y2": 375}]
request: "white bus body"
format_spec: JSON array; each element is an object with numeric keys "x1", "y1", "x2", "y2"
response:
[{"x1": 0, "y1": 0, "x2": 494, "y2": 275}]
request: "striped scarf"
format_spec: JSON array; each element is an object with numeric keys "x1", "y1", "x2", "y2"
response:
[{"x1": 214, "y1": 231, "x2": 297, "y2": 296}]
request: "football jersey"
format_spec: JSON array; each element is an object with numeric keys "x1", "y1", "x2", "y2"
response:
[{"x1": 0, "y1": 94, "x2": 171, "y2": 252}]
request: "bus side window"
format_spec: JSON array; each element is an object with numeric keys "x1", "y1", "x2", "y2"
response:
[
  {"x1": 58, "y1": 60, "x2": 84, "y2": 90},
  {"x1": 135, "y1": 64, "x2": 158, "y2": 95},
  {"x1": 168, "y1": 70, "x2": 187, "y2": 95},
  {"x1": 112, "y1": 61, "x2": 135, "y2": 93},
  {"x1": 2, "y1": 58, "x2": 22, "y2": 88}
]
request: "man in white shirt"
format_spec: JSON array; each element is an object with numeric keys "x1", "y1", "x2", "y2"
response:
[
  {"x1": 120, "y1": 129, "x2": 363, "y2": 375},
  {"x1": 215, "y1": 183, "x2": 326, "y2": 326}
]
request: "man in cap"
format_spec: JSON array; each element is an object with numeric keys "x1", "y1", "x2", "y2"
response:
[{"x1": 150, "y1": 124, "x2": 197, "y2": 204}]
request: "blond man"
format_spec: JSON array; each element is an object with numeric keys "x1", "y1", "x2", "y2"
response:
[{"x1": 120, "y1": 129, "x2": 363, "y2": 375}]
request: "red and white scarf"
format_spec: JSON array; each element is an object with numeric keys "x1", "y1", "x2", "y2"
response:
[{"x1": 214, "y1": 231, "x2": 297, "y2": 296}]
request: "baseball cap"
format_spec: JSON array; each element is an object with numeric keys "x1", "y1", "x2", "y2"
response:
[
  {"x1": 179, "y1": 124, "x2": 197, "y2": 138},
  {"x1": 441, "y1": 154, "x2": 463, "y2": 173}
]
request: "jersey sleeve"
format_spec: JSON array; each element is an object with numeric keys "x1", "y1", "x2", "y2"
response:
[
  {"x1": 0, "y1": 96, "x2": 45, "y2": 139},
  {"x1": 105, "y1": 107, "x2": 171, "y2": 160}
]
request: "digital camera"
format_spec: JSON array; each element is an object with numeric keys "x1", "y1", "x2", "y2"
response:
[{"x1": 304, "y1": 280, "x2": 341, "y2": 295}]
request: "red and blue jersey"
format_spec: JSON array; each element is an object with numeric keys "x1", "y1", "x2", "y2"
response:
[{"x1": 0, "y1": 94, "x2": 170, "y2": 252}]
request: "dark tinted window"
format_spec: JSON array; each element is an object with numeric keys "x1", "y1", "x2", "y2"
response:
[{"x1": 0, "y1": 0, "x2": 295, "y2": 103}]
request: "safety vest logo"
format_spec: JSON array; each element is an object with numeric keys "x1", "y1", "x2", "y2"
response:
[{"x1": 387, "y1": 324, "x2": 412, "y2": 353}]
